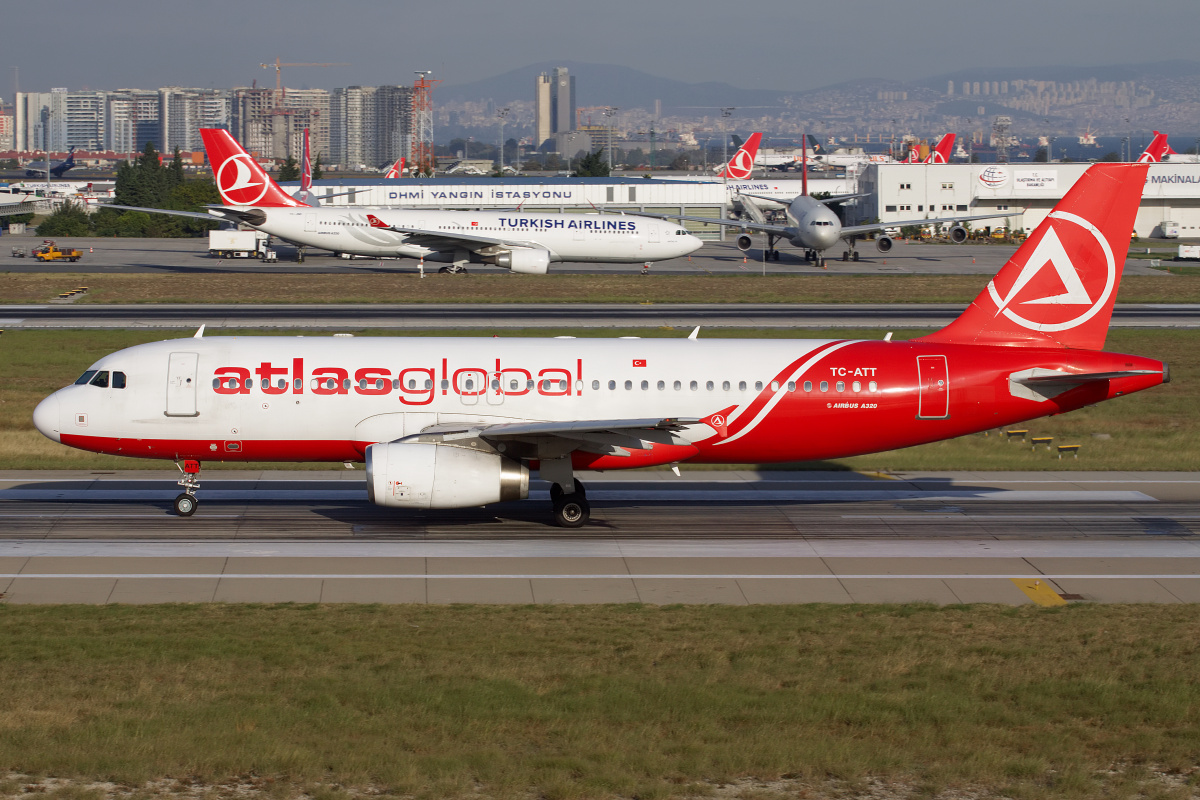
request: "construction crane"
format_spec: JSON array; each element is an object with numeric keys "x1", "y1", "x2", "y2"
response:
[{"x1": 259, "y1": 59, "x2": 349, "y2": 107}]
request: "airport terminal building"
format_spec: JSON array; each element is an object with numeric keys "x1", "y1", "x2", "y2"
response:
[
  {"x1": 285, "y1": 177, "x2": 731, "y2": 240},
  {"x1": 857, "y1": 162, "x2": 1200, "y2": 238}
]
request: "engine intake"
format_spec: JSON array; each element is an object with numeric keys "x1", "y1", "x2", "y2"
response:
[
  {"x1": 496, "y1": 249, "x2": 551, "y2": 274},
  {"x1": 736, "y1": 234, "x2": 753, "y2": 252},
  {"x1": 876, "y1": 235, "x2": 893, "y2": 253},
  {"x1": 366, "y1": 441, "x2": 528, "y2": 509},
  {"x1": 948, "y1": 224, "x2": 968, "y2": 243}
]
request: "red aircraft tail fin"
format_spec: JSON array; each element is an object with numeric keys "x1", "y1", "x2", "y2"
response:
[
  {"x1": 717, "y1": 132, "x2": 762, "y2": 179},
  {"x1": 1137, "y1": 131, "x2": 1170, "y2": 163},
  {"x1": 925, "y1": 133, "x2": 955, "y2": 163},
  {"x1": 917, "y1": 163, "x2": 1148, "y2": 351},
  {"x1": 200, "y1": 128, "x2": 305, "y2": 208}
]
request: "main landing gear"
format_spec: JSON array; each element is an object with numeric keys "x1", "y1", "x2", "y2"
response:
[
  {"x1": 173, "y1": 459, "x2": 201, "y2": 517},
  {"x1": 763, "y1": 234, "x2": 782, "y2": 262},
  {"x1": 550, "y1": 479, "x2": 589, "y2": 528},
  {"x1": 541, "y1": 456, "x2": 590, "y2": 528}
]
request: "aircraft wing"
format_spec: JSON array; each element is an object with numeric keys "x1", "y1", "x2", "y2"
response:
[
  {"x1": 366, "y1": 217, "x2": 542, "y2": 251},
  {"x1": 405, "y1": 417, "x2": 705, "y2": 457},
  {"x1": 105, "y1": 204, "x2": 237, "y2": 222},
  {"x1": 840, "y1": 212, "x2": 1011, "y2": 237},
  {"x1": 734, "y1": 191, "x2": 868, "y2": 207},
  {"x1": 634, "y1": 211, "x2": 793, "y2": 237}
]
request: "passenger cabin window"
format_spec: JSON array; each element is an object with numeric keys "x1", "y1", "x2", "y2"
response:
[
  {"x1": 75, "y1": 370, "x2": 98, "y2": 385},
  {"x1": 89, "y1": 371, "x2": 109, "y2": 388}
]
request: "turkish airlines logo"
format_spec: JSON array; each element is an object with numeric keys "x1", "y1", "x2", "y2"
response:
[
  {"x1": 725, "y1": 148, "x2": 754, "y2": 180},
  {"x1": 985, "y1": 210, "x2": 1116, "y2": 332},
  {"x1": 216, "y1": 154, "x2": 268, "y2": 206},
  {"x1": 928, "y1": 151, "x2": 948, "y2": 164}
]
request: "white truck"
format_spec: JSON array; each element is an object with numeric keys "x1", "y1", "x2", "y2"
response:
[{"x1": 208, "y1": 229, "x2": 269, "y2": 259}]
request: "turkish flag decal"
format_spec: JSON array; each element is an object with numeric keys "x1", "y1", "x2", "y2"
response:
[{"x1": 632, "y1": 359, "x2": 647, "y2": 367}]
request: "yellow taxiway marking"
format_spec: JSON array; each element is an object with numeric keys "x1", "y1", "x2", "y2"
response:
[{"x1": 1011, "y1": 578, "x2": 1068, "y2": 606}]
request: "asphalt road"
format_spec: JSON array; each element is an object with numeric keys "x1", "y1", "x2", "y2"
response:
[
  {"x1": 3, "y1": 470, "x2": 1198, "y2": 605},
  {"x1": 6, "y1": 236, "x2": 1167, "y2": 276},
  {"x1": 3, "y1": 302, "x2": 1197, "y2": 330}
]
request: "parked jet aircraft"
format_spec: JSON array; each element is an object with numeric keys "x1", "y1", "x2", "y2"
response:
[
  {"x1": 714, "y1": 133, "x2": 763, "y2": 178},
  {"x1": 115, "y1": 129, "x2": 701, "y2": 273},
  {"x1": 34, "y1": 163, "x2": 1166, "y2": 527},
  {"x1": 24, "y1": 146, "x2": 76, "y2": 179},
  {"x1": 654, "y1": 151, "x2": 1004, "y2": 267},
  {"x1": 384, "y1": 157, "x2": 406, "y2": 178}
]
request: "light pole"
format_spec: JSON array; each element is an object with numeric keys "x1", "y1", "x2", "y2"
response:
[
  {"x1": 720, "y1": 107, "x2": 735, "y2": 172},
  {"x1": 496, "y1": 107, "x2": 509, "y2": 172},
  {"x1": 603, "y1": 106, "x2": 619, "y2": 171}
]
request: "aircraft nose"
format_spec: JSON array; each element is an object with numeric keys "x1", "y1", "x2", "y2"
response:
[
  {"x1": 33, "y1": 392, "x2": 61, "y2": 443},
  {"x1": 682, "y1": 234, "x2": 703, "y2": 255}
]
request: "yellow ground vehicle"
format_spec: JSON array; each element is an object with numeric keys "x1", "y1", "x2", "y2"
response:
[{"x1": 31, "y1": 240, "x2": 82, "y2": 262}]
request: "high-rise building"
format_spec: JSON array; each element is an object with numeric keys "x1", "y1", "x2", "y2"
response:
[
  {"x1": 66, "y1": 91, "x2": 106, "y2": 150},
  {"x1": 230, "y1": 87, "x2": 279, "y2": 158},
  {"x1": 105, "y1": 90, "x2": 161, "y2": 154},
  {"x1": 159, "y1": 88, "x2": 230, "y2": 153},
  {"x1": 534, "y1": 73, "x2": 552, "y2": 149},
  {"x1": 0, "y1": 103, "x2": 13, "y2": 151},
  {"x1": 15, "y1": 90, "x2": 68, "y2": 152},
  {"x1": 330, "y1": 85, "x2": 412, "y2": 170},
  {"x1": 551, "y1": 67, "x2": 575, "y2": 136}
]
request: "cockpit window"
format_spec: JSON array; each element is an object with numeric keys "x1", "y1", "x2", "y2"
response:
[
  {"x1": 74, "y1": 370, "x2": 97, "y2": 385},
  {"x1": 112, "y1": 371, "x2": 127, "y2": 389},
  {"x1": 89, "y1": 371, "x2": 109, "y2": 388}
]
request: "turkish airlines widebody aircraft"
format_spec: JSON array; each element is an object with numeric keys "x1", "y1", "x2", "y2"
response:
[
  {"x1": 118, "y1": 129, "x2": 702, "y2": 274},
  {"x1": 35, "y1": 163, "x2": 1166, "y2": 527}
]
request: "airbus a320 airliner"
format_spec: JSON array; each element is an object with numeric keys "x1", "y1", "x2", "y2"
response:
[{"x1": 36, "y1": 164, "x2": 1166, "y2": 527}]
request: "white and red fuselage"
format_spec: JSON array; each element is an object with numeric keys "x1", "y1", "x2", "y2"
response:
[{"x1": 35, "y1": 335, "x2": 1164, "y2": 469}]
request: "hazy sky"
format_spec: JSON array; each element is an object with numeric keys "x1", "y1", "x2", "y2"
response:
[{"x1": 8, "y1": 0, "x2": 1198, "y2": 95}]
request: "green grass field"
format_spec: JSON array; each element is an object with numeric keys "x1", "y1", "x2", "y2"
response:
[
  {"x1": 2, "y1": 272, "x2": 1199, "y2": 305},
  {"x1": 0, "y1": 327, "x2": 1191, "y2": 472},
  {"x1": 0, "y1": 604, "x2": 1198, "y2": 800}
]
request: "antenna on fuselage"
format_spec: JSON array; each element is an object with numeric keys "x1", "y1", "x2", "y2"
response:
[
  {"x1": 193, "y1": 325, "x2": 206, "y2": 338},
  {"x1": 688, "y1": 326, "x2": 700, "y2": 340}
]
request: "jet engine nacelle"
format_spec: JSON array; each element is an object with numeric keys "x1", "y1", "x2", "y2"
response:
[
  {"x1": 736, "y1": 234, "x2": 753, "y2": 252},
  {"x1": 496, "y1": 249, "x2": 551, "y2": 274},
  {"x1": 876, "y1": 235, "x2": 893, "y2": 253},
  {"x1": 366, "y1": 441, "x2": 529, "y2": 509},
  {"x1": 948, "y1": 225, "x2": 968, "y2": 244}
]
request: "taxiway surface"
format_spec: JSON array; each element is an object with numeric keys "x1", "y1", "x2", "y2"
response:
[{"x1": 2, "y1": 470, "x2": 1198, "y2": 605}]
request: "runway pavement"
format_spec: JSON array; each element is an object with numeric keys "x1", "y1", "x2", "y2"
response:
[
  {"x1": 3, "y1": 302, "x2": 1199, "y2": 330},
  {"x1": 2, "y1": 237, "x2": 1172, "y2": 276},
  {"x1": 2, "y1": 470, "x2": 1198, "y2": 605}
]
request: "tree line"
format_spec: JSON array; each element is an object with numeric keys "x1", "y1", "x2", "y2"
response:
[{"x1": 37, "y1": 142, "x2": 220, "y2": 238}]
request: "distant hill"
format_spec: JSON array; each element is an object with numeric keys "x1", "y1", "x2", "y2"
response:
[
  {"x1": 920, "y1": 60, "x2": 1200, "y2": 92},
  {"x1": 439, "y1": 60, "x2": 789, "y2": 112}
]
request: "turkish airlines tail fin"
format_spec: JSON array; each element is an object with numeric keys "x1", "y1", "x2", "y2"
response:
[
  {"x1": 716, "y1": 132, "x2": 762, "y2": 180},
  {"x1": 917, "y1": 163, "x2": 1149, "y2": 351},
  {"x1": 924, "y1": 133, "x2": 955, "y2": 164},
  {"x1": 1137, "y1": 131, "x2": 1170, "y2": 163},
  {"x1": 199, "y1": 128, "x2": 305, "y2": 208},
  {"x1": 384, "y1": 157, "x2": 405, "y2": 179}
]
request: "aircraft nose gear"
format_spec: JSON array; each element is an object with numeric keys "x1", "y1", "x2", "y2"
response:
[{"x1": 173, "y1": 459, "x2": 201, "y2": 517}]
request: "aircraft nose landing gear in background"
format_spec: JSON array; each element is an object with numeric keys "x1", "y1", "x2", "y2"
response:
[{"x1": 173, "y1": 459, "x2": 201, "y2": 517}]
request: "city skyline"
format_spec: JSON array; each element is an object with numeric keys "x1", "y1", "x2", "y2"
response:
[{"x1": 6, "y1": 0, "x2": 1200, "y2": 96}]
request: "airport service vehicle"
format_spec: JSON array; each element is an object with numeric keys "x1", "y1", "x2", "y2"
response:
[
  {"x1": 115, "y1": 129, "x2": 701, "y2": 274},
  {"x1": 207, "y1": 229, "x2": 267, "y2": 259},
  {"x1": 31, "y1": 240, "x2": 81, "y2": 262},
  {"x1": 34, "y1": 164, "x2": 1168, "y2": 527}
]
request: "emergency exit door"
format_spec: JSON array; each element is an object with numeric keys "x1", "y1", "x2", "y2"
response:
[
  {"x1": 916, "y1": 355, "x2": 950, "y2": 419},
  {"x1": 165, "y1": 352, "x2": 199, "y2": 417}
]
